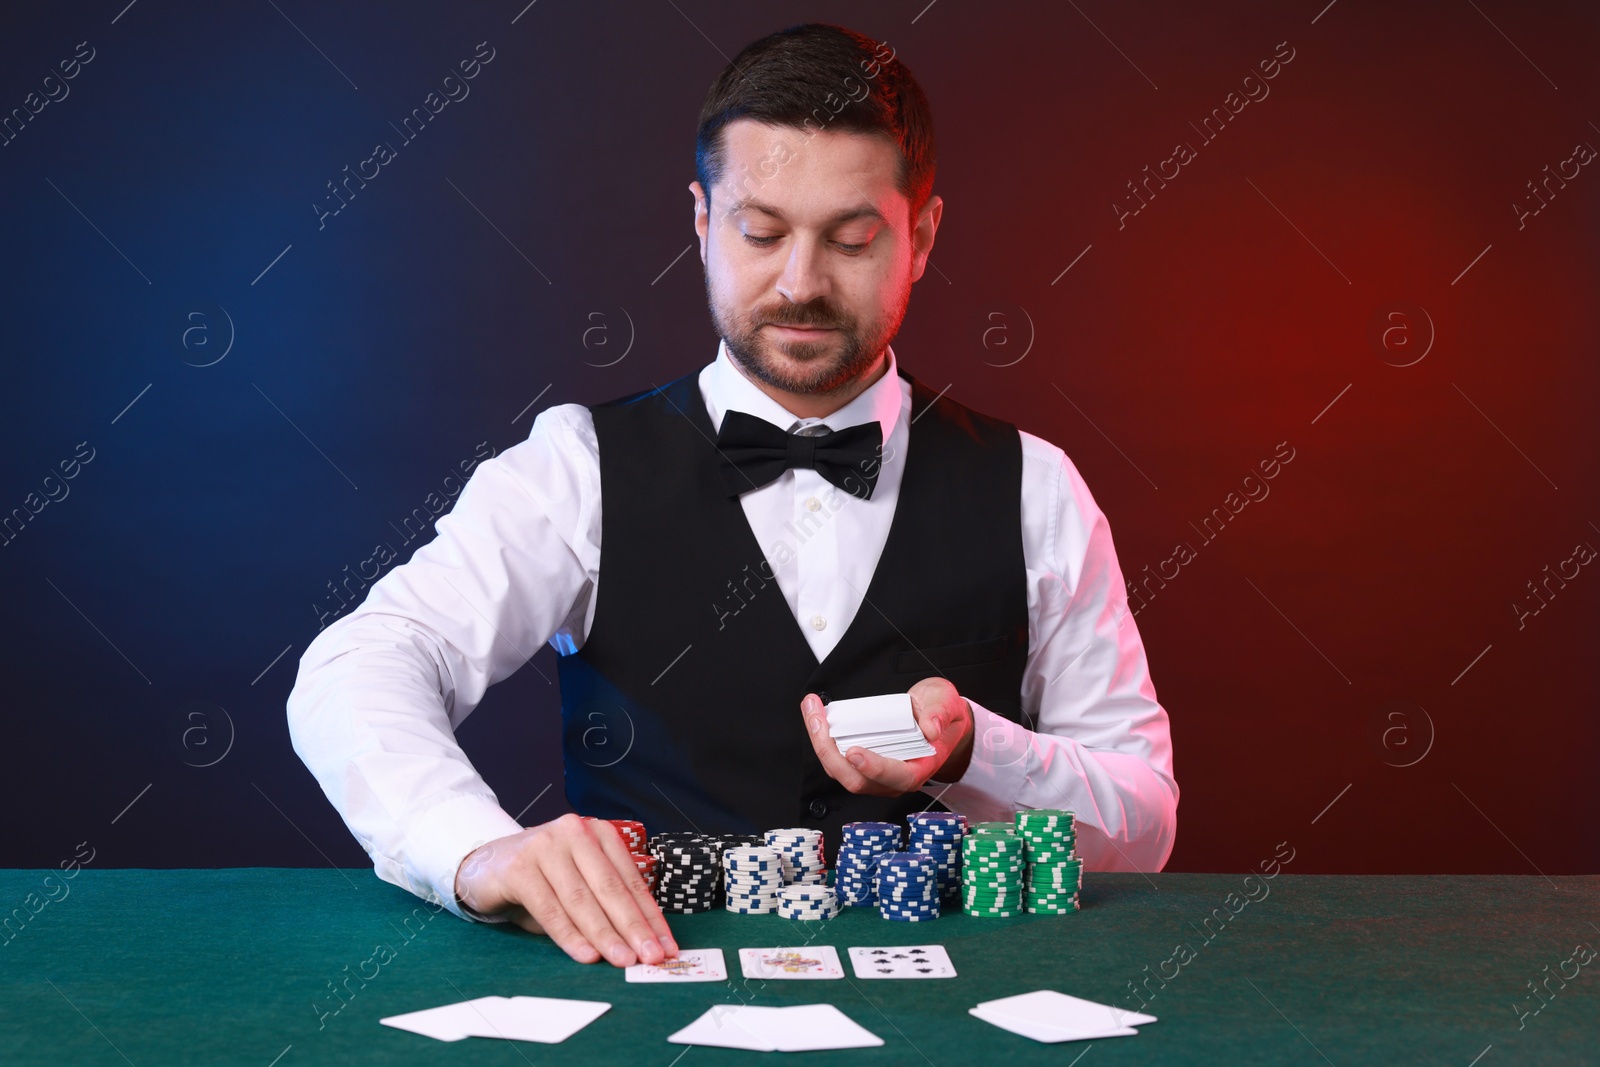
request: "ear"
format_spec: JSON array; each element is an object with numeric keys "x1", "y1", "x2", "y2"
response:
[
  {"x1": 908, "y1": 193, "x2": 944, "y2": 284},
  {"x1": 691, "y1": 181, "x2": 711, "y2": 264}
]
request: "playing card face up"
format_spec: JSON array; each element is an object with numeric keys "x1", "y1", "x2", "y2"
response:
[
  {"x1": 625, "y1": 948, "x2": 728, "y2": 983},
  {"x1": 848, "y1": 944, "x2": 957, "y2": 978},
  {"x1": 380, "y1": 995, "x2": 611, "y2": 1044},
  {"x1": 738, "y1": 945, "x2": 845, "y2": 980}
]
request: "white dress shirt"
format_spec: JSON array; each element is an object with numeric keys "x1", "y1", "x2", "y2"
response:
[{"x1": 287, "y1": 340, "x2": 1178, "y2": 919}]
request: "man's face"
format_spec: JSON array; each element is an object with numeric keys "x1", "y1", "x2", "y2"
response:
[{"x1": 692, "y1": 119, "x2": 941, "y2": 397}]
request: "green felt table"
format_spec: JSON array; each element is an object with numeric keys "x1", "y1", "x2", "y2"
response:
[{"x1": 1, "y1": 870, "x2": 1595, "y2": 1066}]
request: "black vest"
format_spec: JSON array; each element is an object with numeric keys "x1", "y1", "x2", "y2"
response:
[{"x1": 555, "y1": 365, "x2": 1029, "y2": 855}]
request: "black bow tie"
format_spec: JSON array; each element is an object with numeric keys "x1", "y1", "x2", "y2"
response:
[{"x1": 715, "y1": 410, "x2": 884, "y2": 500}]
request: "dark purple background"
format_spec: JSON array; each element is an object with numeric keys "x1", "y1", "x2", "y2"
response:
[{"x1": 1, "y1": 1, "x2": 1594, "y2": 877}]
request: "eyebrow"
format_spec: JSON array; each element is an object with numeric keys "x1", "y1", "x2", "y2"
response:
[{"x1": 729, "y1": 197, "x2": 885, "y2": 226}]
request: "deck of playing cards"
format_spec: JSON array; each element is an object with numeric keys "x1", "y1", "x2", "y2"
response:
[
  {"x1": 380, "y1": 995, "x2": 610, "y2": 1043},
  {"x1": 823, "y1": 693, "x2": 936, "y2": 761},
  {"x1": 969, "y1": 990, "x2": 1157, "y2": 1043}
]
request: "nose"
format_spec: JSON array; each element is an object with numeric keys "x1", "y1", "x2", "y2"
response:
[{"x1": 775, "y1": 236, "x2": 832, "y2": 306}]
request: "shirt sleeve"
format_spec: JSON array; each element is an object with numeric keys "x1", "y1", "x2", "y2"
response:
[
  {"x1": 923, "y1": 431, "x2": 1179, "y2": 871},
  {"x1": 285, "y1": 403, "x2": 602, "y2": 919}
]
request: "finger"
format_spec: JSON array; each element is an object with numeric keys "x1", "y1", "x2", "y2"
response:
[
  {"x1": 566, "y1": 825, "x2": 665, "y2": 966},
  {"x1": 801, "y1": 694, "x2": 872, "y2": 792},
  {"x1": 588, "y1": 821, "x2": 678, "y2": 961},
  {"x1": 513, "y1": 865, "x2": 603, "y2": 964},
  {"x1": 538, "y1": 828, "x2": 639, "y2": 967},
  {"x1": 844, "y1": 745, "x2": 921, "y2": 794},
  {"x1": 907, "y1": 682, "x2": 956, "y2": 744}
]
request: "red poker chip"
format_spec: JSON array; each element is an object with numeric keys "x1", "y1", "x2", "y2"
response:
[
  {"x1": 631, "y1": 852, "x2": 659, "y2": 890},
  {"x1": 608, "y1": 818, "x2": 649, "y2": 852}
]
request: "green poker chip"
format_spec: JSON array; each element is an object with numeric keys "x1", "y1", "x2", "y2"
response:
[{"x1": 961, "y1": 811, "x2": 1087, "y2": 920}]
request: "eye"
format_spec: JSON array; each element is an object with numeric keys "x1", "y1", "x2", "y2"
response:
[
  {"x1": 834, "y1": 241, "x2": 867, "y2": 254},
  {"x1": 743, "y1": 234, "x2": 780, "y2": 247}
]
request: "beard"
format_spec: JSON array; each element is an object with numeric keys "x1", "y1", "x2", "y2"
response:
[{"x1": 706, "y1": 272, "x2": 909, "y2": 397}]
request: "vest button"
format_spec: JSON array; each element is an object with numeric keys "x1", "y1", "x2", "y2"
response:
[{"x1": 808, "y1": 798, "x2": 828, "y2": 818}]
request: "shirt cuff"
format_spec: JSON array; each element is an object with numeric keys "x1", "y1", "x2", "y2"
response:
[
  {"x1": 403, "y1": 792, "x2": 526, "y2": 922},
  {"x1": 923, "y1": 697, "x2": 1032, "y2": 806}
]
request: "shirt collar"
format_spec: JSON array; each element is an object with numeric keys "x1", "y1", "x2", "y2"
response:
[{"x1": 705, "y1": 337, "x2": 904, "y2": 440}]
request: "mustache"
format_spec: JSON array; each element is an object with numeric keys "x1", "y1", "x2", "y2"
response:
[{"x1": 755, "y1": 303, "x2": 844, "y2": 329}]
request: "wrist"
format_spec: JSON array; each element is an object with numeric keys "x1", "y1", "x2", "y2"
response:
[{"x1": 454, "y1": 834, "x2": 518, "y2": 919}]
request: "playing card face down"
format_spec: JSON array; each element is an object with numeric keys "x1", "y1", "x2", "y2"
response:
[
  {"x1": 738, "y1": 945, "x2": 845, "y2": 980},
  {"x1": 668, "y1": 1003, "x2": 883, "y2": 1051},
  {"x1": 380, "y1": 995, "x2": 611, "y2": 1044},
  {"x1": 848, "y1": 944, "x2": 957, "y2": 978},
  {"x1": 970, "y1": 989, "x2": 1156, "y2": 1043},
  {"x1": 968, "y1": 1006, "x2": 1138, "y2": 1043},
  {"x1": 626, "y1": 948, "x2": 727, "y2": 983}
]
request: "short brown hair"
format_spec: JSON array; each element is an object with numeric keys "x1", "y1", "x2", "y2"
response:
[{"x1": 695, "y1": 23, "x2": 936, "y2": 223}]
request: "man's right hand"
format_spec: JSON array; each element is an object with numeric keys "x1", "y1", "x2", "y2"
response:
[{"x1": 453, "y1": 813, "x2": 678, "y2": 967}]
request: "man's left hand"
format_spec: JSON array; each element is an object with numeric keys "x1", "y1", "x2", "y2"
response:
[{"x1": 800, "y1": 678, "x2": 974, "y2": 796}]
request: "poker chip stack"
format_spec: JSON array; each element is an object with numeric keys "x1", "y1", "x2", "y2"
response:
[
  {"x1": 776, "y1": 884, "x2": 842, "y2": 921},
  {"x1": 961, "y1": 824, "x2": 1025, "y2": 917},
  {"x1": 647, "y1": 832, "x2": 722, "y2": 914},
  {"x1": 605, "y1": 818, "x2": 648, "y2": 854},
  {"x1": 833, "y1": 821, "x2": 902, "y2": 905},
  {"x1": 874, "y1": 852, "x2": 941, "y2": 921},
  {"x1": 723, "y1": 846, "x2": 785, "y2": 914},
  {"x1": 906, "y1": 812, "x2": 967, "y2": 903},
  {"x1": 1016, "y1": 809, "x2": 1082, "y2": 914},
  {"x1": 763, "y1": 828, "x2": 828, "y2": 886}
]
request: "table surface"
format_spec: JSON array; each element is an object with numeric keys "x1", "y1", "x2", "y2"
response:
[{"x1": 1, "y1": 869, "x2": 1595, "y2": 1066}]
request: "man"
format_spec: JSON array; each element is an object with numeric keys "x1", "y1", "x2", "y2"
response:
[{"x1": 287, "y1": 23, "x2": 1176, "y2": 971}]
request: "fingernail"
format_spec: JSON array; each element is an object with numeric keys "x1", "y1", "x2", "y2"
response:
[
  {"x1": 808, "y1": 715, "x2": 823, "y2": 734},
  {"x1": 641, "y1": 938, "x2": 662, "y2": 959},
  {"x1": 847, "y1": 752, "x2": 865, "y2": 767}
]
